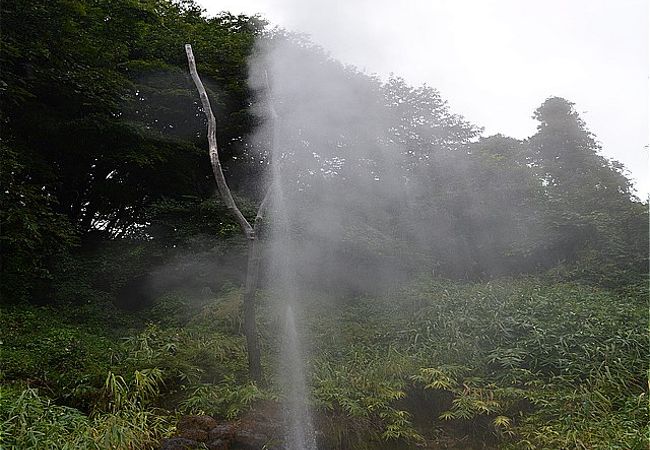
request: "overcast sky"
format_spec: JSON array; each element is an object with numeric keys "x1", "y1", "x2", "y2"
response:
[{"x1": 199, "y1": 0, "x2": 648, "y2": 197}]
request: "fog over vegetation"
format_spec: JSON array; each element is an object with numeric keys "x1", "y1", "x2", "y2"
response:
[
  {"x1": 207, "y1": 0, "x2": 649, "y2": 198},
  {"x1": 1, "y1": 1, "x2": 647, "y2": 449}
]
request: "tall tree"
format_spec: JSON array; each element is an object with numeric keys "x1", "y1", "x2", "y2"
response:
[
  {"x1": 185, "y1": 44, "x2": 271, "y2": 383},
  {"x1": 528, "y1": 97, "x2": 634, "y2": 201},
  {"x1": 526, "y1": 97, "x2": 647, "y2": 286}
]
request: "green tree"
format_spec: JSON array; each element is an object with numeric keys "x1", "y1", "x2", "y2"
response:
[
  {"x1": 1, "y1": 0, "x2": 265, "y2": 239},
  {"x1": 0, "y1": 0, "x2": 265, "y2": 301},
  {"x1": 528, "y1": 97, "x2": 634, "y2": 200},
  {"x1": 526, "y1": 97, "x2": 647, "y2": 286},
  {"x1": 0, "y1": 143, "x2": 78, "y2": 301}
]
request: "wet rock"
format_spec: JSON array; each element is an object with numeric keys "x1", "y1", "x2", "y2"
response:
[
  {"x1": 206, "y1": 438, "x2": 230, "y2": 450},
  {"x1": 178, "y1": 428, "x2": 208, "y2": 442},
  {"x1": 231, "y1": 400, "x2": 284, "y2": 449},
  {"x1": 160, "y1": 437, "x2": 201, "y2": 450},
  {"x1": 163, "y1": 411, "x2": 285, "y2": 450},
  {"x1": 160, "y1": 415, "x2": 237, "y2": 450},
  {"x1": 177, "y1": 415, "x2": 219, "y2": 433},
  {"x1": 234, "y1": 429, "x2": 271, "y2": 449},
  {"x1": 209, "y1": 423, "x2": 236, "y2": 441}
]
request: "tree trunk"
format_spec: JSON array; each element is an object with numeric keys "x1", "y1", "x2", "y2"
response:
[
  {"x1": 185, "y1": 44, "x2": 270, "y2": 384},
  {"x1": 242, "y1": 188, "x2": 274, "y2": 382}
]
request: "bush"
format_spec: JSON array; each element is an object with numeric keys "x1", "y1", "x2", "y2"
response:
[
  {"x1": 304, "y1": 277, "x2": 648, "y2": 448},
  {"x1": 180, "y1": 377, "x2": 275, "y2": 419},
  {"x1": 0, "y1": 305, "x2": 121, "y2": 410},
  {"x1": 118, "y1": 323, "x2": 249, "y2": 388},
  {"x1": 0, "y1": 385, "x2": 174, "y2": 450}
]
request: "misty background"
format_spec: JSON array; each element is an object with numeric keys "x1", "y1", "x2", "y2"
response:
[{"x1": 203, "y1": 0, "x2": 649, "y2": 198}]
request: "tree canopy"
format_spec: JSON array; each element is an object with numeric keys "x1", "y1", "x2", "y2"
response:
[{"x1": 1, "y1": 0, "x2": 646, "y2": 301}]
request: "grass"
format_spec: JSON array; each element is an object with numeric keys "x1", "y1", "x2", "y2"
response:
[
  {"x1": 299, "y1": 277, "x2": 648, "y2": 448},
  {"x1": 1, "y1": 276, "x2": 647, "y2": 449}
]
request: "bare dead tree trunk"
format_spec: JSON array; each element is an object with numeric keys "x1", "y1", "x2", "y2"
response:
[
  {"x1": 185, "y1": 44, "x2": 269, "y2": 383},
  {"x1": 185, "y1": 45, "x2": 253, "y2": 239},
  {"x1": 242, "y1": 187, "x2": 274, "y2": 383}
]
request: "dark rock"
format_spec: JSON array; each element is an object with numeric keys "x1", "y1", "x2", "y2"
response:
[
  {"x1": 208, "y1": 423, "x2": 236, "y2": 441},
  {"x1": 234, "y1": 429, "x2": 270, "y2": 449},
  {"x1": 177, "y1": 415, "x2": 219, "y2": 433},
  {"x1": 207, "y1": 439, "x2": 230, "y2": 450},
  {"x1": 178, "y1": 428, "x2": 208, "y2": 442},
  {"x1": 160, "y1": 437, "x2": 201, "y2": 450}
]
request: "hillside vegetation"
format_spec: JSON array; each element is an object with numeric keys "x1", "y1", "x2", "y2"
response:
[
  {"x1": 1, "y1": 0, "x2": 647, "y2": 449},
  {"x1": 2, "y1": 275, "x2": 647, "y2": 448}
]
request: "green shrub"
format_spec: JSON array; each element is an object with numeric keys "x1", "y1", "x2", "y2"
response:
[
  {"x1": 180, "y1": 377, "x2": 275, "y2": 419},
  {"x1": 150, "y1": 292, "x2": 193, "y2": 327},
  {"x1": 119, "y1": 324, "x2": 248, "y2": 387},
  {"x1": 304, "y1": 277, "x2": 648, "y2": 448},
  {"x1": 3, "y1": 275, "x2": 645, "y2": 449},
  {"x1": 0, "y1": 385, "x2": 174, "y2": 450},
  {"x1": 312, "y1": 354, "x2": 423, "y2": 447},
  {"x1": 0, "y1": 305, "x2": 121, "y2": 410},
  {"x1": 0, "y1": 386, "x2": 91, "y2": 449}
]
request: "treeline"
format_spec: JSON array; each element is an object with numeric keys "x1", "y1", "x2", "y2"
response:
[{"x1": 1, "y1": 0, "x2": 647, "y2": 304}]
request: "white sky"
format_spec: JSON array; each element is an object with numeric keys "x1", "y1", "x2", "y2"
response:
[{"x1": 199, "y1": 0, "x2": 649, "y2": 197}]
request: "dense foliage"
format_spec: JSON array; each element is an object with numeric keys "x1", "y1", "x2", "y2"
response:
[
  {"x1": 2, "y1": 278, "x2": 646, "y2": 448},
  {"x1": 2, "y1": 0, "x2": 646, "y2": 298},
  {"x1": 1, "y1": 0, "x2": 647, "y2": 448},
  {"x1": 306, "y1": 278, "x2": 647, "y2": 448},
  {"x1": 1, "y1": 0, "x2": 265, "y2": 300}
]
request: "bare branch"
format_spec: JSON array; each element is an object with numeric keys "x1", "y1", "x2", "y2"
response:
[{"x1": 185, "y1": 44, "x2": 254, "y2": 240}]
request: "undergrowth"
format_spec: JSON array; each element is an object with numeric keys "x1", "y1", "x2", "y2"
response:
[
  {"x1": 304, "y1": 277, "x2": 648, "y2": 449},
  {"x1": 1, "y1": 277, "x2": 647, "y2": 449}
]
